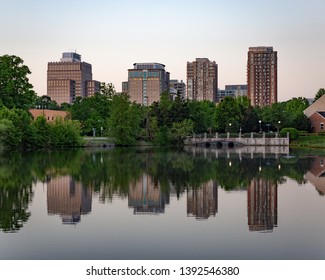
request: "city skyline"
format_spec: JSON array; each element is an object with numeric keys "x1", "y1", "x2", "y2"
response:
[{"x1": 1, "y1": 0, "x2": 324, "y2": 102}]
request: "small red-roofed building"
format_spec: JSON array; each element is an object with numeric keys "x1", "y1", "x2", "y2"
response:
[{"x1": 29, "y1": 109, "x2": 69, "y2": 122}]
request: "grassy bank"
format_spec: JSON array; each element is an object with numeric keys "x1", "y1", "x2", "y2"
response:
[{"x1": 290, "y1": 135, "x2": 325, "y2": 148}]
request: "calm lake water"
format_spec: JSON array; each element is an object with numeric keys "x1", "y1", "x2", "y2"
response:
[{"x1": 0, "y1": 146, "x2": 324, "y2": 260}]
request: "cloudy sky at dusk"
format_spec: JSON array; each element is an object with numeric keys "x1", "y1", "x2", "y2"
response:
[{"x1": 1, "y1": 0, "x2": 324, "y2": 101}]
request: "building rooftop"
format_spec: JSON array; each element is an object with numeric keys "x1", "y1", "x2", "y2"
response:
[
  {"x1": 133, "y1": 63, "x2": 165, "y2": 70},
  {"x1": 249, "y1": 46, "x2": 274, "y2": 52},
  {"x1": 60, "y1": 52, "x2": 81, "y2": 62}
]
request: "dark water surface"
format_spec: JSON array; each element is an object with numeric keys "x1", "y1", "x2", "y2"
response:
[{"x1": 0, "y1": 146, "x2": 324, "y2": 259}]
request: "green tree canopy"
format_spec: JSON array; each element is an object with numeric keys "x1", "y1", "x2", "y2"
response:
[
  {"x1": 0, "y1": 55, "x2": 36, "y2": 109},
  {"x1": 100, "y1": 82, "x2": 116, "y2": 99},
  {"x1": 214, "y1": 97, "x2": 241, "y2": 132},
  {"x1": 35, "y1": 95, "x2": 60, "y2": 110},
  {"x1": 314, "y1": 88, "x2": 325, "y2": 102},
  {"x1": 108, "y1": 93, "x2": 142, "y2": 145},
  {"x1": 69, "y1": 93, "x2": 112, "y2": 135}
]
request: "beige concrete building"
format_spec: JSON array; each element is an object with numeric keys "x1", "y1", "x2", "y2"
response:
[
  {"x1": 47, "y1": 52, "x2": 100, "y2": 104},
  {"x1": 127, "y1": 63, "x2": 170, "y2": 106},
  {"x1": 186, "y1": 58, "x2": 218, "y2": 102},
  {"x1": 29, "y1": 109, "x2": 69, "y2": 122},
  {"x1": 247, "y1": 47, "x2": 277, "y2": 107}
]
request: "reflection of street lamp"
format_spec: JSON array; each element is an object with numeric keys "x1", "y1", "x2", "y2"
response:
[{"x1": 259, "y1": 120, "x2": 262, "y2": 133}]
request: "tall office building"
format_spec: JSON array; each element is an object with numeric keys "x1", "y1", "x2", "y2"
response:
[
  {"x1": 127, "y1": 63, "x2": 170, "y2": 106},
  {"x1": 186, "y1": 58, "x2": 218, "y2": 102},
  {"x1": 47, "y1": 52, "x2": 100, "y2": 104},
  {"x1": 247, "y1": 47, "x2": 277, "y2": 107}
]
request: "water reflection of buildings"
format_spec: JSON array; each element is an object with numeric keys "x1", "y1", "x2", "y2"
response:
[
  {"x1": 305, "y1": 157, "x2": 325, "y2": 195},
  {"x1": 187, "y1": 181, "x2": 218, "y2": 220},
  {"x1": 247, "y1": 178, "x2": 278, "y2": 232},
  {"x1": 128, "y1": 173, "x2": 170, "y2": 214},
  {"x1": 47, "y1": 176, "x2": 92, "y2": 224}
]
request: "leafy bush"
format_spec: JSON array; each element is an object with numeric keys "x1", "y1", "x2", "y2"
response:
[{"x1": 280, "y1": 127, "x2": 299, "y2": 140}]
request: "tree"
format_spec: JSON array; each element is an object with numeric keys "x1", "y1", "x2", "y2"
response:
[
  {"x1": 214, "y1": 97, "x2": 241, "y2": 132},
  {"x1": 31, "y1": 116, "x2": 51, "y2": 147},
  {"x1": 314, "y1": 88, "x2": 325, "y2": 102},
  {"x1": 0, "y1": 107, "x2": 33, "y2": 149},
  {"x1": 170, "y1": 119, "x2": 194, "y2": 144},
  {"x1": 49, "y1": 118, "x2": 82, "y2": 147},
  {"x1": 261, "y1": 102, "x2": 287, "y2": 131},
  {"x1": 188, "y1": 100, "x2": 216, "y2": 133},
  {"x1": 35, "y1": 95, "x2": 60, "y2": 110},
  {"x1": 236, "y1": 96, "x2": 258, "y2": 132},
  {"x1": 100, "y1": 82, "x2": 116, "y2": 99},
  {"x1": 0, "y1": 55, "x2": 37, "y2": 109},
  {"x1": 108, "y1": 93, "x2": 142, "y2": 145},
  {"x1": 69, "y1": 93, "x2": 112, "y2": 135},
  {"x1": 0, "y1": 119, "x2": 20, "y2": 149},
  {"x1": 284, "y1": 97, "x2": 311, "y2": 131}
]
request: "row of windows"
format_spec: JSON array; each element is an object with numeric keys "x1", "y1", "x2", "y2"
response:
[{"x1": 129, "y1": 71, "x2": 161, "y2": 78}]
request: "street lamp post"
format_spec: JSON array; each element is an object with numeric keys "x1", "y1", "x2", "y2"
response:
[
  {"x1": 278, "y1": 121, "x2": 281, "y2": 133},
  {"x1": 259, "y1": 120, "x2": 262, "y2": 133}
]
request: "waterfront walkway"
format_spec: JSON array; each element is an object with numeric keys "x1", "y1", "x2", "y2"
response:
[{"x1": 184, "y1": 132, "x2": 289, "y2": 147}]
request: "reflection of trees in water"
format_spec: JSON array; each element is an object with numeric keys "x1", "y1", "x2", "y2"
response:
[
  {"x1": 0, "y1": 153, "x2": 34, "y2": 232},
  {"x1": 0, "y1": 185, "x2": 33, "y2": 232},
  {"x1": 0, "y1": 148, "x2": 316, "y2": 232}
]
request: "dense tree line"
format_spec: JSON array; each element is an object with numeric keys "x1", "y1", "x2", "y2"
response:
[{"x1": 67, "y1": 91, "x2": 312, "y2": 145}]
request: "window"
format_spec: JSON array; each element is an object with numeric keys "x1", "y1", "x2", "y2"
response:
[{"x1": 321, "y1": 123, "x2": 324, "y2": 130}]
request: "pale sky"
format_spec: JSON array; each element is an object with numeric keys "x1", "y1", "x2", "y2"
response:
[{"x1": 1, "y1": 0, "x2": 324, "y2": 101}]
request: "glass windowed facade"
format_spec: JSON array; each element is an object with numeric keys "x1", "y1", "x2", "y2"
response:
[{"x1": 127, "y1": 63, "x2": 170, "y2": 106}]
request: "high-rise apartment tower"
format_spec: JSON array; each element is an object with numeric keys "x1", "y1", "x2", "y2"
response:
[
  {"x1": 186, "y1": 58, "x2": 218, "y2": 102},
  {"x1": 247, "y1": 47, "x2": 277, "y2": 107}
]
